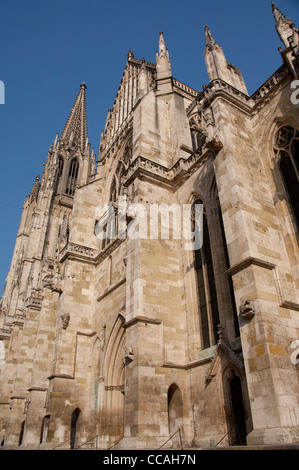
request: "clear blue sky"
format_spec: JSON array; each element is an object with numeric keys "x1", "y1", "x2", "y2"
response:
[{"x1": 0, "y1": 0, "x2": 298, "y2": 293}]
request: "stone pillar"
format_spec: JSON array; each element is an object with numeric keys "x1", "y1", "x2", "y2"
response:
[
  {"x1": 1, "y1": 317, "x2": 26, "y2": 447},
  {"x1": 21, "y1": 289, "x2": 58, "y2": 447},
  {"x1": 120, "y1": 317, "x2": 168, "y2": 449},
  {"x1": 212, "y1": 104, "x2": 299, "y2": 444},
  {"x1": 228, "y1": 260, "x2": 299, "y2": 445}
]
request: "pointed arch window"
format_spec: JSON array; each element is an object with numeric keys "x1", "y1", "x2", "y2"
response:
[
  {"x1": 58, "y1": 156, "x2": 64, "y2": 177},
  {"x1": 193, "y1": 199, "x2": 219, "y2": 348},
  {"x1": 110, "y1": 176, "x2": 117, "y2": 203},
  {"x1": 101, "y1": 136, "x2": 132, "y2": 250},
  {"x1": 109, "y1": 160, "x2": 126, "y2": 202},
  {"x1": 58, "y1": 157, "x2": 64, "y2": 178},
  {"x1": 66, "y1": 158, "x2": 79, "y2": 196},
  {"x1": 274, "y1": 125, "x2": 299, "y2": 231},
  {"x1": 55, "y1": 156, "x2": 65, "y2": 194},
  {"x1": 109, "y1": 134, "x2": 132, "y2": 203}
]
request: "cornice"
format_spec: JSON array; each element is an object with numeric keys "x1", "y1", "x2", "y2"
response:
[
  {"x1": 121, "y1": 137, "x2": 223, "y2": 190},
  {"x1": 187, "y1": 64, "x2": 290, "y2": 118}
]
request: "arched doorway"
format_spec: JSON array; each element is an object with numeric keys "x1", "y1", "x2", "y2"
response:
[
  {"x1": 40, "y1": 415, "x2": 50, "y2": 444},
  {"x1": 229, "y1": 375, "x2": 247, "y2": 444},
  {"x1": 100, "y1": 314, "x2": 125, "y2": 445},
  {"x1": 167, "y1": 384, "x2": 183, "y2": 440},
  {"x1": 70, "y1": 408, "x2": 81, "y2": 449},
  {"x1": 224, "y1": 369, "x2": 247, "y2": 445}
]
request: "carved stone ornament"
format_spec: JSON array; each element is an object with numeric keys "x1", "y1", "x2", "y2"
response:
[
  {"x1": 124, "y1": 345, "x2": 134, "y2": 364},
  {"x1": 42, "y1": 264, "x2": 62, "y2": 293},
  {"x1": 61, "y1": 312, "x2": 70, "y2": 329},
  {"x1": 239, "y1": 300, "x2": 255, "y2": 319},
  {"x1": 99, "y1": 324, "x2": 106, "y2": 351}
]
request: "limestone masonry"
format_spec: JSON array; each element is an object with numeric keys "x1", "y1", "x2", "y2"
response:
[{"x1": 1, "y1": 3, "x2": 299, "y2": 449}]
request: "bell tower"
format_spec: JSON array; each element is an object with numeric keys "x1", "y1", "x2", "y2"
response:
[{"x1": 0, "y1": 81, "x2": 94, "y2": 327}]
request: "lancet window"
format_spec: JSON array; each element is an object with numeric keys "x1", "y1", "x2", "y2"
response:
[
  {"x1": 58, "y1": 156, "x2": 64, "y2": 177},
  {"x1": 274, "y1": 125, "x2": 299, "y2": 231},
  {"x1": 109, "y1": 137, "x2": 132, "y2": 203},
  {"x1": 193, "y1": 199, "x2": 219, "y2": 348},
  {"x1": 66, "y1": 158, "x2": 79, "y2": 196},
  {"x1": 101, "y1": 136, "x2": 132, "y2": 250}
]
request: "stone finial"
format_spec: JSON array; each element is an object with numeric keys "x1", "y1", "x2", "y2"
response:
[{"x1": 127, "y1": 50, "x2": 134, "y2": 60}]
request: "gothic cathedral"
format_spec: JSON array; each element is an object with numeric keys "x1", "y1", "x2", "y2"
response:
[{"x1": 1, "y1": 3, "x2": 299, "y2": 449}]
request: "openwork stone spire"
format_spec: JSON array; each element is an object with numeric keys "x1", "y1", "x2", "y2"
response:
[{"x1": 60, "y1": 82, "x2": 88, "y2": 151}]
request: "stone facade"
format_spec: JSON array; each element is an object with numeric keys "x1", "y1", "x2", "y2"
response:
[{"x1": 0, "y1": 3, "x2": 299, "y2": 449}]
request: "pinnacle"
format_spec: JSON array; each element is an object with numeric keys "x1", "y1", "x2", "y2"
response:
[
  {"x1": 271, "y1": 1, "x2": 294, "y2": 25},
  {"x1": 204, "y1": 25, "x2": 218, "y2": 48},
  {"x1": 158, "y1": 32, "x2": 167, "y2": 54}
]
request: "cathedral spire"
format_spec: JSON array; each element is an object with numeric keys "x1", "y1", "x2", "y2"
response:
[{"x1": 60, "y1": 82, "x2": 88, "y2": 152}]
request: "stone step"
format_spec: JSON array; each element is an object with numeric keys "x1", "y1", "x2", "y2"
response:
[{"x1": 184, "y1": 443, "x2": 299, "y2": 451}]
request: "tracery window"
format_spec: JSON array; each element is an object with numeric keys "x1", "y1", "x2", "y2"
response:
[
  {"x1": 66, "y1": 158, "x2": 79, "y2": 196},
  {"x1": 101, "y1": 137, "x2": 132, "y2": 250},
  {"x1": 110, "y1": 161, "x2": 125, "y2": 202},
  {"x1": 193, "y1": 199, "x2": 220, "y2": 348},
  {"x1": 109, "y1": 137, "x2": 132, "y2": 203},
  {"x1": 274, "y1": 125, "x2": 299, "y2": 230}
]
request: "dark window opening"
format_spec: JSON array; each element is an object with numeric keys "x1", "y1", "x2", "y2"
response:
[
  {"x1": 230, "y1": 375, "x2": 247, "y2": 445},
  {"x1": 58, "y1": 157, "x2": 64, "y2": 177},
  {"x1": 275, "y1": 126, "x2": 299, "y2": 232},
  {"x1": 66, "y1": 158, "x2": 79, "y2": 196},
  {"x1": 194, "y1": 200, "x2": 219, "y2": 348}
]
